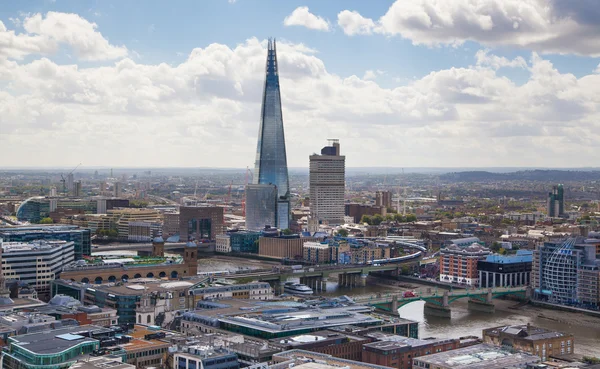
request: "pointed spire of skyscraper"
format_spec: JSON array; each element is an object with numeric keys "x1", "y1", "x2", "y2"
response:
[{"x1": 248, "y1": 37, "x2": 290, "y2": 230}]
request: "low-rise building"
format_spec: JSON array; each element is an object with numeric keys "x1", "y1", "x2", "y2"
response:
[
  {"x1": 478, "y1": 250, "x2": 532, "y2": 288},
  {"x1": 173, "y1": 346, "x2": 240, "y2": 369},
  {"x1": 362, "y1": 336, "x2": 460, "y2": 369},
  {"x1": 411, "y1": 343, "x2": 540, "y2": 369},
  {"x1": 482, "y1": 324, "x2": 575, "y2": 360},
  {"x1": 273, "y1": 349, "x2": 393, "y2": 369},
  {"x1": 259, "y1": 236, "x2": 318, "y2": 260},
  {"x1": 272, "y1": 330, "x2": 370, "y2": 361},
  {"x1": 303, "y1": 241, "x2": 334, "y2": 264},
  {"x1": 216, "y1": 234, "x2": 232, "y2": 253},
  {"x1": 2, "y1": 325, "x2": 101, "y2": 369},
  {"x1": 189, "y1": 282, "x2": 273, "y2": 301},
  {"x1": 70, "y1": 357, "x2": 135, "y2": 369}
]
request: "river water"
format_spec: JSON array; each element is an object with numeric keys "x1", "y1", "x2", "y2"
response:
[
  {"x1": 98, "y1": 255, "x2": 600, "y2": 355},
  {"x1": 319, "y1": 280, "x2": 600, "y2": 356}
]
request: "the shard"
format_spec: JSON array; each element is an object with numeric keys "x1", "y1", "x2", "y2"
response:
[{"x1": 249, "y1": 38, "x2": 290, "y2": 230}]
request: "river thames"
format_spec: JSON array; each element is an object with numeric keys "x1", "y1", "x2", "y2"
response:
[{"x1": 108, "y1": 255, "x2": 600, "y2": 356}]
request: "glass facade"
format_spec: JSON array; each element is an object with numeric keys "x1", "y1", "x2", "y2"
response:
[
  {"x1": 16, "y1": 197, "x2": 50, "y2": 223},
  {"x1": 245, "y1": 184, "x2": 277, "y2": 231},
  {"x1": 229, "y1": 231, "x2": 261, "y2": 253},
  {"x1": 253, "y1": 38, "x2": 290, "y2": 229},
  {"x1": 542, "y1": 238, "x2": 579, "y2": 304},
  {"x1": 0, "y1": 225, "x2": 91, "y2": 260}
]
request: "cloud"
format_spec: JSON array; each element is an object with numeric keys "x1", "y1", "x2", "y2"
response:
[
  {"x1": 284, "y1": 6, "x2": 330, "y2": 31},
  {"x1": 22, "y1": 12, "x2": 127, "y2": 60},
  {"x1": 1, "y1": 14, "x2": 600, "y2": 168},
  {"x1": 0, "y1": 11, "x2": 126, "y2": 61},
  {"x1": 337, "y1": 10, "x2": 376, "y2": 35},
  {"x1": 337, "y1": 0, "x2": 600, "y2": 56},
  {"x1": 475, "y1": 49, "x2": 527, "y2": 70},
  {"x1": 363, "y1": 70, "x2": 385, "y2": 80}
]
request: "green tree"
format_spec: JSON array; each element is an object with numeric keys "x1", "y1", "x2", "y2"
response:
[
  {"x1": 400, "y1": 265, "x2": 411, "y2": 275},
  {"x1": 40, "y1": 217, "x2": 53, "y2": 224},
  {"x1": 583, "y1": 357, "x2": 600, "y2": 364},
  {"x1": 491, "y1": 242, "x2": 501, "y2": 252},
  {"x1": 108, "y1": 229, "x2": 119, "y2": 238},
  {"x1": 405, "y1": 214, "x2": 417, "y2": 222},
  {"x1": 394, "y1": 214, "x2": 405, "y2": 222},
  {"x1": 336, "y1": 228, "x2": 349, "y2": 237},
  {"x1": 360, "y1": 215, "x2": 372, "y2": 225},
  {"x1": 372, "y1": 214, "x2": 384, "y2": 225},
  {"x1": 282, "y1": 228, "x2": 293, "y2": 235}
]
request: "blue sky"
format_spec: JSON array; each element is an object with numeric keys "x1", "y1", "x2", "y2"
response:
[{"x1": 1, "y1": 0, "x2": 600, "y2": 168}]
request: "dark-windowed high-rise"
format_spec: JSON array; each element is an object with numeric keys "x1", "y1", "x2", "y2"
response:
[
  {"x1": 248, "y1": 38, "x2": 290, "y2": 230},
  {"x1": 547, "y1": 184, "x2": 565, "y2": 217}
]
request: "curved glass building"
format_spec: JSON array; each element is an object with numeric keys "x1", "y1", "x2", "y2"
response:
[
  {"x1": 542, "y1": 238, "x2": 578, "y2": 304},
  {"x1": 16, "y1": 197, "x2": 49, "y2": 223},
  {"x1": 251, "y1": 38, "x2": 290, "y2": 230}
]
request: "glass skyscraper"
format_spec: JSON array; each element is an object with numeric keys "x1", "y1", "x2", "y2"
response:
[{"x1": 251, "y1": 38, "x2": 290, "y2": 230}]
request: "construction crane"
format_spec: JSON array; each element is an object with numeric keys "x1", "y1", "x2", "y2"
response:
[
  {"x1": 60, "y1": 163, "x2": 81, "y2": 196},
  {"x1": 193, "y1": 179, "x2": 199, "y2": 206}
]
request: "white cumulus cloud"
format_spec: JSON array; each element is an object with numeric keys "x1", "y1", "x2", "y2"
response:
[
  {"x1": 337, "y1": 0, "x2": 600, "y2": 56},
  {"x1": 1, "y1": 14, "x2": 600, "y2": 168},
  {"x1": 284, "y1": 6, "x2": 330, "y2": 31},
  {"x1": 337, "y1": 10, "x2": 376, "y2": 35}
]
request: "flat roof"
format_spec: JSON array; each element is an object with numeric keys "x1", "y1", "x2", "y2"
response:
[
  {"x1": 218, "y1": 306, "x2": 380, "y2": 334},
  {"x1": 413, "y1": 344, "x2": 539, "y2": 369},
  {"x1": 9, "y1": 325, "x2": 102, "y2": 355},
  {"x1": 273, "y1": 349, "x2": 393, "y2": 369},
  {"x1": 483, "y1": 325, "x2": 571, "y2": 341}
]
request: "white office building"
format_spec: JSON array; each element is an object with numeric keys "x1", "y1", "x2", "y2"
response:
[
  {"x1": 309, "y1": 140, "x2": 345, "y2": 228},
  {"x1": 1, "y1": 239, "x2": 75, "y2": 296}
]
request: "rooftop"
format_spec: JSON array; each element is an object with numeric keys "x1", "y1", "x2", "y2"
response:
[
  {"x1": 1, "y1": 239, "x2": 74, "y2": 253},
  {"x1": 218, "y1": 306, "x2": 380, "y2": 334},
  {"x1": 412, "y1": 343, "x2": 540, "y2": 369},
  {"x1": 273, "y1": 349, "x2": 394, "y2": 369},
  {"x1": 363, "y1": 334, "x2": 456, "y2": 351},
  {"x1": 483, "y1": 250, "x2": 533, "y2": 264},
  {"x1": 483, "y1": 324, "x2": 571, "y2": 341},
  {"x1": 8, "y1": 325, "x2": 101, "y2": 355}
]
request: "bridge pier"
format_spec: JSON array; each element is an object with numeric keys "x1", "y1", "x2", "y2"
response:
[
  {"x1": 424, "y1": 302, "x2": 451, "y2": 318},
  {"x1": 359, "y1": 274, "x2": 367, "y2": 287},
  {"x1": 424, "y1": 291, "x2": 451, "y2": 318}
]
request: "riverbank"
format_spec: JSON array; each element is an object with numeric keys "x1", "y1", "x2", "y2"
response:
[{"x1": 495, "y1": 298, "x2": 600, "y2": 330}]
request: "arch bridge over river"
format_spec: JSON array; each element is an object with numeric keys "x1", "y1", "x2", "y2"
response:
[{"x1": 355, "y1": 286, "x2": 531, "y2": 318}]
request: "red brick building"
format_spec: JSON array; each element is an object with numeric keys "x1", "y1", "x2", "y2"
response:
[{"x1": 362, "y1": 337, "x2": 460, "y2": 369}]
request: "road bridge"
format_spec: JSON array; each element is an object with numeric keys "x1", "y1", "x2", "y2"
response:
[
  {"x1": 355, "y1": 286, "x2": 531, "y2": 318},
  {"x1": 224, "y1": 261, "x2": 420, "y2": 293}
]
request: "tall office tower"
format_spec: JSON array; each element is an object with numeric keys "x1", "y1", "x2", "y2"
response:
[
  {"x1": 547, "y1": 184, "x2": 565, "y2": 217},
  {"x1": 114, "y1": 182, "x2": 123, "y2": 197},
  {"x1": 73, "y1": 181, "x2": 82, "y2": 197},
  {"x1": 309, "y1": 140, "x2": 345, "y2": 227},
  {"x1": 250, "y1": 38, "x2": 290, "y2": 230},
  {"x1": 67, "y1": 173, "x2": 74, "y2": 192}
]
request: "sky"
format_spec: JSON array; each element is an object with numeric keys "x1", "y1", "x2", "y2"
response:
[{"x1": 1, "y1": 0, "x2": 600, "y2": 169}]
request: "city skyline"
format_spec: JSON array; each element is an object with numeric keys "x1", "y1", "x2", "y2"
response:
[{"x1": 1, "y1": 1, "x2": 600, "y2": 168}]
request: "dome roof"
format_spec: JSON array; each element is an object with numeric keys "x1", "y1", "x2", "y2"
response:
[
  {"x1": 153, "y1": 236, "x2": 164, "y2": 243},
  {"x1": 186, "y1": 241, "x2": 197, "y2": 248}
]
